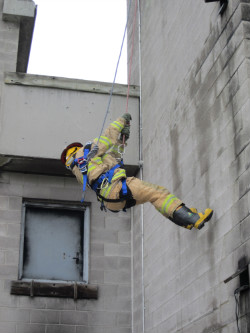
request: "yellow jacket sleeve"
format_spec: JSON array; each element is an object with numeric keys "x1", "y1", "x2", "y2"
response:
[{"x1": 93, "y1": 116, "x2": 126, "y2": 156}]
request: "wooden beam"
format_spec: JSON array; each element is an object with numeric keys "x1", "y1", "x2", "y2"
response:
[
  {"x1": 4, "y1": 72, "x2": 140, "y2": 97},
  {"x1": 10, "y1": 280, "x2": 98, "y2": 300}
]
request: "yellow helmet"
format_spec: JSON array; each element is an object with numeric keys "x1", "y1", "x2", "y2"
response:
[{"x1": 61, "y1": 142, "x2": 83, "y2": 168}]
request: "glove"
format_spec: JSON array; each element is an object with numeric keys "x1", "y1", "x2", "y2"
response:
[
  {"x1": 120, "y1": 125, "x2": 130, "y2": 141},
  {"x1": 122, "y1": 113, "x2": 132, "y2": 124}
]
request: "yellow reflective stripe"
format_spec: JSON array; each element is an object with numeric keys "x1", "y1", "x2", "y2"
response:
[
  {"x1": 100, "y1": 183, "x2": 112, "y2": 198},
  {"x1": 91, "y1": 157, "x2": 102, "y2": 164},
  {"x1": 111, "y1": 121, "x2": 123, "y2": 132},
  {"x1": 112, "y1": 169, "x2": 126, "y2": 181},
  {"x1": 99, "y1": 136, "x2": 112, "y2": 149},
  {"x1": 102, "y1": 153, "x2": 109, "y2": 160},
  {"x1": 87, "y1": 162, "x2": 96, "y2": 174},
  {"x1": 161, "y1": 194, "x2": 177, "y2": 214},
  {"x1": 93, "y1": 137, "x2": 112, "y2": 148},
  {"x1": 110, "y1": 145, "x2": 124, "y2": 154},
  {"x1": 87, "y1": 166, "x2": 96, "y2": 174}
]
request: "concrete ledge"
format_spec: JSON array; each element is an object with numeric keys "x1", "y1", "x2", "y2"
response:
[
  {"x1": 2, "y1": 0, "x2": 36, "y2": 22},
  {"x1": 5, "y1": 72, "x2": 140, "y2": 97},
  {"x1": 0, "y1": 155, "x2": 139, "y2": 178}
]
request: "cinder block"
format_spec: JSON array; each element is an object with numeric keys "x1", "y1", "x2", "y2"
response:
[
  {"x1": 221, "y1": 321, "x2": 241, "y2": 333},
  {"x1": 76, "y1": 298, "x2": 104, "y2": 312},
  {"x1": 45, "y1": 298, "x2": 75, "y2": 311},
  {"x1": 117, "y1": 257, "x2": 131, "y2": 272},
  {"x1": 104, "y1": 243, "x2": 130, "y2": 257},
  {"x1": 104, "y1": 270, "x2": 130, "y2": 285},
  {"x1": 91, "y1": 256, "x2": 118, "y2": 271},
  {"x1": 0, "y1": 307, "x2": 30, "y2": 323},
  {"x1": 105, "y1": 216, "x2": 131, "y2": 232},
  {"x1": 19, "y1": 186, "x2": 47, "y2": 202},
  {"x1": 7, "y1": 221, "x2": 21, "y2": 237},
  {"x1": 48, "y1": 187, "x2": 81, "y2": 202},
  {"x1": 104, "y1": 327, "x2": 131, "y2": 333},
  {"x1": 19, "y1": 295, "x2": 47, "y2": 310},
  {"x1": 231, "y1": 194, "x2": 250, "y2": 225},
  {"x1": 0, "y1": 251, "x2": 4, "y2": 264},
  {"x1": 89, "y1": 270, "x2": 104, "y2": 284},
  {"x1": 0, "y1": 322, "x2": 17, "y2": 333},
  {"x1": 219, "y1": 252, "x2": 237, "y2": 283},
  {"x1": 0, "y1": 224, "x2": 7, "y2": 236},
  {"x1": 0, "y1": 289, "x2": 19, "y2": 307},
  {"x1": 0, "y1": 196, "x2": 9, "y2": 209},
  {"x1": 245, "y1": 142, "x2": 250, "y2": 169},
  {"x1": 91, "y1": 230, "x2": 118, "y2": 244},
  {"x1": 0, "y1": 210, "x2": 21, "y2": 224},
  {"x1": 88, "y1": 311, "x2": 116, "y2": 326},
  {"x1": 104, "y1": 298, "x2": 131, "y2": 312},
  {"x1": 90, "y1": 243, "x2": 104, "y2": 258},
  {"x1": 4, "y1": 250, "x2": 19, "y2": 264},
  {"x1": 116, "y1": 312, "x2": 132, "y2": 327},
  {"x1": 0, "y1": 173, "x2": 10, "y2": 184},
  {"x1": 0, "y1": 236, "x2": 19, "y2": 249},
  {"x1": 0, "y1": 264, "x2": 18, "y2": 277},
  {"x1": 9, "y1": 196, "x2": 22, "y2": 210},
  {"x1": 38, "y1": 175, "x2": 65, "y2": 188},
  {"x1": 117, "y1": 285, "x2": 131, "y2": 299},
  {"x1": 30, "y1": 309, "x2": 60, "y2": 324},
  {"x1": 16, "y1": 323, "x2": 46, "y2": 333},
  {"x1": 118, "y1": 231, "x2": 131, "y2": 244},
  {"x1": 220, "y1": 297, "x2": 236, "y2": 327},
  {"x1": 61, "y1": 310, "x2": 88, "y2": 325},
  {"x1": 46, "y1": 325, "x2": 76, "y2": 333},
  {"x1": 76, "y1": 325, "x2": 103, "y2": 333}
]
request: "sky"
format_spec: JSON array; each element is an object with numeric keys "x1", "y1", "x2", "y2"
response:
[{"x1": 28, "y1": 0, "x2": 127, "y2": 84}]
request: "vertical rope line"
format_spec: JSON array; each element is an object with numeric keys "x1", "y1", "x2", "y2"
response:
[
  {"x1": 96, "y1": 0, "x2": 133, "y2": 145},
  {"x1": 126, "y1": 0, "x2": 138, "y2": 114}
]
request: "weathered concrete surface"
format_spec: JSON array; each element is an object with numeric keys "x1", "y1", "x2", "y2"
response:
[
  {"x1": 130, "y1": 0, "x2": 250, "y2": 332},
  {"x1": 0, "y1": 72, "x2": 139, "y2": 169}
]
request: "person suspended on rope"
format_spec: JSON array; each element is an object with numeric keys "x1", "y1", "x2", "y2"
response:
[{"x1": 60, "y1": 113, "x2": 213, "y2": 230}]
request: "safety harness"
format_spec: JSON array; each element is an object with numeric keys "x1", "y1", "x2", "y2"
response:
[
  {"x1": 71, "y1": 143, "x2": 135, "y2": 211},
  {"x1": 91, "y1": 160, "x2": 135, "y2": 212}
]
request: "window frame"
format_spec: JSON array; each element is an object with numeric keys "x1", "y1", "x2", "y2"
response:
[{"x1": 19, "y1": 199, "x2": 90, "y2": 284}]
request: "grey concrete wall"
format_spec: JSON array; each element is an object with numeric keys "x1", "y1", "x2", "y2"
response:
[
  {"x1": 0, "y1": 73, "x2": 139, "y2": 165},
  {"x1": 0, "y1": 172, "x2": 132, "y2": 333},
  {"x1": 131, "y1": 0, "x2": 250, "y2": 332}
]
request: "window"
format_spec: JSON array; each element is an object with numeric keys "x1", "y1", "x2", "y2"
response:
[
  {"x1": 11, "y1": 199, "x2": 97, "y2": 300},
  {"x1": 19, "y1": 199, "x2": 90, "y2": 283}
]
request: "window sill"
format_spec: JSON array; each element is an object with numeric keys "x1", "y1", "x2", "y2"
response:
[{"x1": 10, "y1": 280, "x2": 98, "y2": 300}]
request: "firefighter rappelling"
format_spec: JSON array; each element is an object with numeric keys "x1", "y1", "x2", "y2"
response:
[{"x1": 61, "y1": 113, "x2": 213, "y2": 230}]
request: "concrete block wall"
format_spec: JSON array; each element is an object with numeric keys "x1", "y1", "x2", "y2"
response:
[
  {"x1": 130, "y1": 0, "x2": 250, "y2": 332},
  {"x1": 0, "y1": 172, "x2": 132, "y2": 333}
]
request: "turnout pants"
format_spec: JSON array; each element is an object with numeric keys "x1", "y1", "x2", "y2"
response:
[{"x1": 99, "y1": 177, "x2": 183, "y2": 218}]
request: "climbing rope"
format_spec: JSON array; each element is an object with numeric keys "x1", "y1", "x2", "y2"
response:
[
  {"x1": 96, "y1": 0, "x2": 137, "y2": 146},
  {"x1": 125, "y1": 0, "x2": 138, "y2": 114}
]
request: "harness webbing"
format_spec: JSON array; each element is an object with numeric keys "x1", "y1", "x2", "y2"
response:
[
  {"x1": 71, "y1": 145, "x2": 91, "y2": 203},
  {"x1": 91, "y1": 162, "x2": 123, "y2": 192}
]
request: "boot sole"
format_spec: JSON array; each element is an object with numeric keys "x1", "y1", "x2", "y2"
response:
[{"x1": 195, "y1": 209, "x2": 213, "y2": 230}]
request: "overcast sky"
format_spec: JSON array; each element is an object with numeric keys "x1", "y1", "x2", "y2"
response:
[{"x1": 28, "y1": 0, "x2": 127, "y2": 84}]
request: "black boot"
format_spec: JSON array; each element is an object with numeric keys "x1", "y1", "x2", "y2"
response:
[{"x1": 171, "y1": 205, "x2": 213, "y2": 230}]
